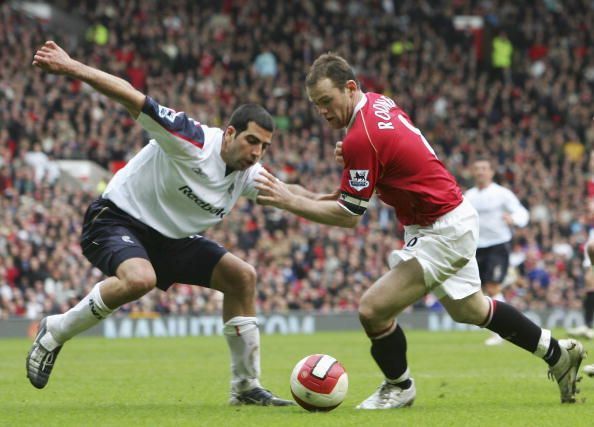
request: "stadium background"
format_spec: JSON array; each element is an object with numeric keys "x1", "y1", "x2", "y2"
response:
[{"x1": 1, "y1": 0, "x2": 594, "y2": 324}]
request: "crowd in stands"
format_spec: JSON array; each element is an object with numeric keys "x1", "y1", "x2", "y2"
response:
[{"x1": 1, "y1": 0, "x2": 594, "y2": 319}]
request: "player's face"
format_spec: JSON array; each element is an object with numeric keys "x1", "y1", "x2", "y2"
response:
[
  {"x1": 223, "y1": 121, "x2": 272, "y2": 170},
  {"x1": 472, "y1": 160, "x2": 494, "y2": 187},
  {"x1": 307, "y1": 78, "x2": 358, "y2": 129}
]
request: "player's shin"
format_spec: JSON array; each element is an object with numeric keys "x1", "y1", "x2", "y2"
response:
[
  {"x1": 480, "y1": 297, "x2": 561, "y2": 365},
  {"x1": 223, "y1": 316, "x2": 262, "y2": 392},
  {"x1": 368, "y1": 321, "x2": 412, "y2": 388},
  {"x1": 47, "y1": 281, "x2": 115, "y2": 344}
]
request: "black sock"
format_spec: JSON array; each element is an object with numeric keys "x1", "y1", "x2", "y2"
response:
[
  {"x1": 543, "y1": 338, "x2": 562, "y2": 366},
  {"x1": 585, "y1": 291, "x2": 594, "y2": 328},
  {"x1": 483, "y1": 299, "x2": 561, "y2": 366},
  {"x1": 369, "y1": 322, "x2": 411, "y2": 388}
]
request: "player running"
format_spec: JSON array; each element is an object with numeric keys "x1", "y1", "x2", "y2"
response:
[
  {"x1": 465, "y1": 157, "x2": 529, "y2": 345},
  {"x1": 26, "y1": 40, "x2": 296, "y2": 406},
  {"x1": 255, "y1": 53, "x2": 586, "y2": 408}
]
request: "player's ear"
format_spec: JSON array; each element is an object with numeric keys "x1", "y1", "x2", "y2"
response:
[
  {"x1": 224, "y1": 125, "x2": 236, "y2": 141},
  {"x1": 346, "y1": 80, "x2": 358, "y2": 95}
]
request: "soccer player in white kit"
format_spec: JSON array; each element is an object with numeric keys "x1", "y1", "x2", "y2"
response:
[
  {"x1": 26, "y1": 41, "x2": 295, "y2": 406},
  {"x1": 256, "y1": 53, "x2": 585, "y2": 407},
  {"x1": 582, "y1": 232, "x2": 594, "y2": 376},
  {"x1": 465, "y1": 158, "x2": 529, "y2": 345}
]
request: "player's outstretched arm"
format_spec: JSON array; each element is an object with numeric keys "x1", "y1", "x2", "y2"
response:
[
  {"x1": 256, "y1": 170, "x2": 358, "y2": 228},
  {"x1": 285, "y1": 184, "x2": 340, "y2": 201},
  {"x1": 32, "y1": 41, "x2": 145, "y2": 118}
]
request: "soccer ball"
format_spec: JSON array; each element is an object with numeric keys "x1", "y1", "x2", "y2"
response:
[{"x1": 290, "y1": 354, "x2": 348, "y2": 411}]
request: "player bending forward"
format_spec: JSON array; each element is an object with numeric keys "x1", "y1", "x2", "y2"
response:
[
  {"x1": 255, "y1": 53, "x2": 586, "y2": 407},
  {"x1": 26, "y1": 41, "x2": 297, "y2": 406}
]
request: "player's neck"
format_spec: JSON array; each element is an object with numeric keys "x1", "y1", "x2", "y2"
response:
[
  {"x1": 346, "y1": 91, "x2": 365, "y2": 129},
  {"x1": 224, "y1": 165, "x2": 235, "y2": 176}
]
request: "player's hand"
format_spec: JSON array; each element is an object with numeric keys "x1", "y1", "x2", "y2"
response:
[
  {"x1": 502, "y1": 212, "x2": 514, "y2": 225},
  {"x1": 32, "y1": 41, "x2": 75, "y2": 75},
  {"x1": 255, "y1": 169, "x2": 294, "y2": 209},
  {"x1": 334, "y1": 141, "x2": 345, "y2": 167}
]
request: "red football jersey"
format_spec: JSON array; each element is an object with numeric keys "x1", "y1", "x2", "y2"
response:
[{"x1": 338, "y1": 92, "x2": 463, "y2": 226}]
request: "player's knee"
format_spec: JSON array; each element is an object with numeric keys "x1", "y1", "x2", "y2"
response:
[
  {"x1": 123, "y1": 271, "x2": 157, "y2": 298},
  {"x1": 232, "y1": 264, "x2": 257, "y2": 297},
  {"x1": 358, "y1": 295, "x2": 379, "y2": 326},
  {"x1": 449, "y1": 310, "x2": 478, "y2": 324},
  {"x1": 448, "y1": 302, "x2": 488, "y2": 325}
]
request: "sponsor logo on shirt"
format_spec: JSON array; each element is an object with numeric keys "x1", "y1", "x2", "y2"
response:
[
  {"x1": 348, "y1": 170, "x2": 370, "y2": 191},
  {"x1": 178, "y1": 185, "x2": 226, "y2": 218}
]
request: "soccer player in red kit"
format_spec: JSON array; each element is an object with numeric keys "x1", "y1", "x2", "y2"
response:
[{"x1": 256, "y1": 53, "x2": 585, "y2": 408}]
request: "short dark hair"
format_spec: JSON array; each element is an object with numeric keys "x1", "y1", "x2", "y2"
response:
[
  {"x1": 473, "y1": 156, "x2": 493, "y2": 168},
  {"x1": 305, "y1": 52, "x2": 358, "y2": 89},
  {"x1": 228, "y1": 104, "x2": 275, "y2": 134}
]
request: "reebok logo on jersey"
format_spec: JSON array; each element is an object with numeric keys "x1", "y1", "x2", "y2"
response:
[
  {"x1": 348, "y1": 170, "x2": 370, "y2": 191},
  {"x1": 178, "y1": 185, "x2": 226, "y2": 218}
]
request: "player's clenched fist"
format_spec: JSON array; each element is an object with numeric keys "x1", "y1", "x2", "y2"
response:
[{"x1": 32, "y1": 41, "x2": 74, "y2": 74}]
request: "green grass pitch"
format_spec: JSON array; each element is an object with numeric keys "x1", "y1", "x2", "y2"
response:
[{"x1": 2, "y1": 330, "x2": 593, "y2": 426}]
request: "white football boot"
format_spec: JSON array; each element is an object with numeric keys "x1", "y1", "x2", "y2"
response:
[
  {"x1": 583, "y1": 364, "x2": 594, "y2": 377},
  {"x1": 26, "y1": 317, "x2": 63, "y2": 389},
  {"x1": 356, "y1": 378, "x2": 416, "y2": 409},
  {"x1": 548, "y1": 339, "x2": 586, "y2": 403}
]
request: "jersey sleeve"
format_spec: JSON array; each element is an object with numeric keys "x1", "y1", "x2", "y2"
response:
[
  {"x1": 136, "y1": 96, "x2": 206, "y2": 158},
  {"x1": 240, "y1": 163, "x2": 265, "y2": 201},
  {"x1": 337, "y1": 133, "x2": 379, "y2": 216}
]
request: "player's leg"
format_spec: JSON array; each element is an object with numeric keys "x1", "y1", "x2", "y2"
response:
[
  {"x1": 480, "y1": 244, "x2": 510, "y2": 345},
  {"x1": 580, "y1": 241, "x2": 594, "y2": 376},
  {"x1": 357, "y1": 200, "x2": 481, "y2": 410},
  {"x1": 585, "y1": 241, "x2": 594, "y2": 333},
  {"x1": 210, "y1": 253, "x2": 293, "y2": 406},
  {"x1": 27, "y1": 199, "x2": 157, "y2": 388},
  {"x1": 155, "y1": 235, "x2": 293, "y2": 406},
  {"x1": 356, "y1": 258, "x2": 426, "y2": 409},
  {"x1": 48, "y1": 258, "x2": 156, "y2": 342},
  {"x1": 441, "y1": 290, "x2": 586, "y2": 403}
]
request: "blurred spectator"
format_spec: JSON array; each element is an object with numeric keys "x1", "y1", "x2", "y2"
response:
[{"x1": 1, "y1": 0, "x2": 593, "y2": 318}]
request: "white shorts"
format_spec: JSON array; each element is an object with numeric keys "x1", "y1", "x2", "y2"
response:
[{"x1": 388, "y1": 198, "x2": 481, "y2": 300}]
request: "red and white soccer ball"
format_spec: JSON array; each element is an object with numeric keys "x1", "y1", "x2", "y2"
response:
[{"x1": 290, "y1": 354, "x2": 348, "y2": 412}]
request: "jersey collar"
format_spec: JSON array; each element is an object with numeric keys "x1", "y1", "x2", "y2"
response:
[{"x1": 347, "y1": 92, "x2": 367, "y2": 130}]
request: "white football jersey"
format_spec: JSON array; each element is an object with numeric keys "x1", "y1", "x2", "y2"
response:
[
  {"x1": 465, "y1": 182, "x2": 529, "y2": 248},
  {"x1": 103, "y1": 97, "x2": 263, "y2": 238}
]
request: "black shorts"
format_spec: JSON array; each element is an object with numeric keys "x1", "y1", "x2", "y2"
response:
[
  {"x1": 476, "y1": 243, "x2": 510, "y2": 285},
  {"x1": 80, "y1": 198, "x2": 227, "y2": 291}
]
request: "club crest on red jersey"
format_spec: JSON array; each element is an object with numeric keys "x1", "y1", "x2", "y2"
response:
[{"x1": 348, "y1": 170, "x2": 370, "y2": 191}]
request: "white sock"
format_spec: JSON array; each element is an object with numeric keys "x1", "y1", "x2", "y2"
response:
[
  {"x1": 223, "y1": 316, "x2": 261, "y2": 393},
  {"x1": 47, "y1": 281, "x2": 114, "y2": 344},
  {"x1": 533, "y1": 329, "x2": 552, "y2": 359}
]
